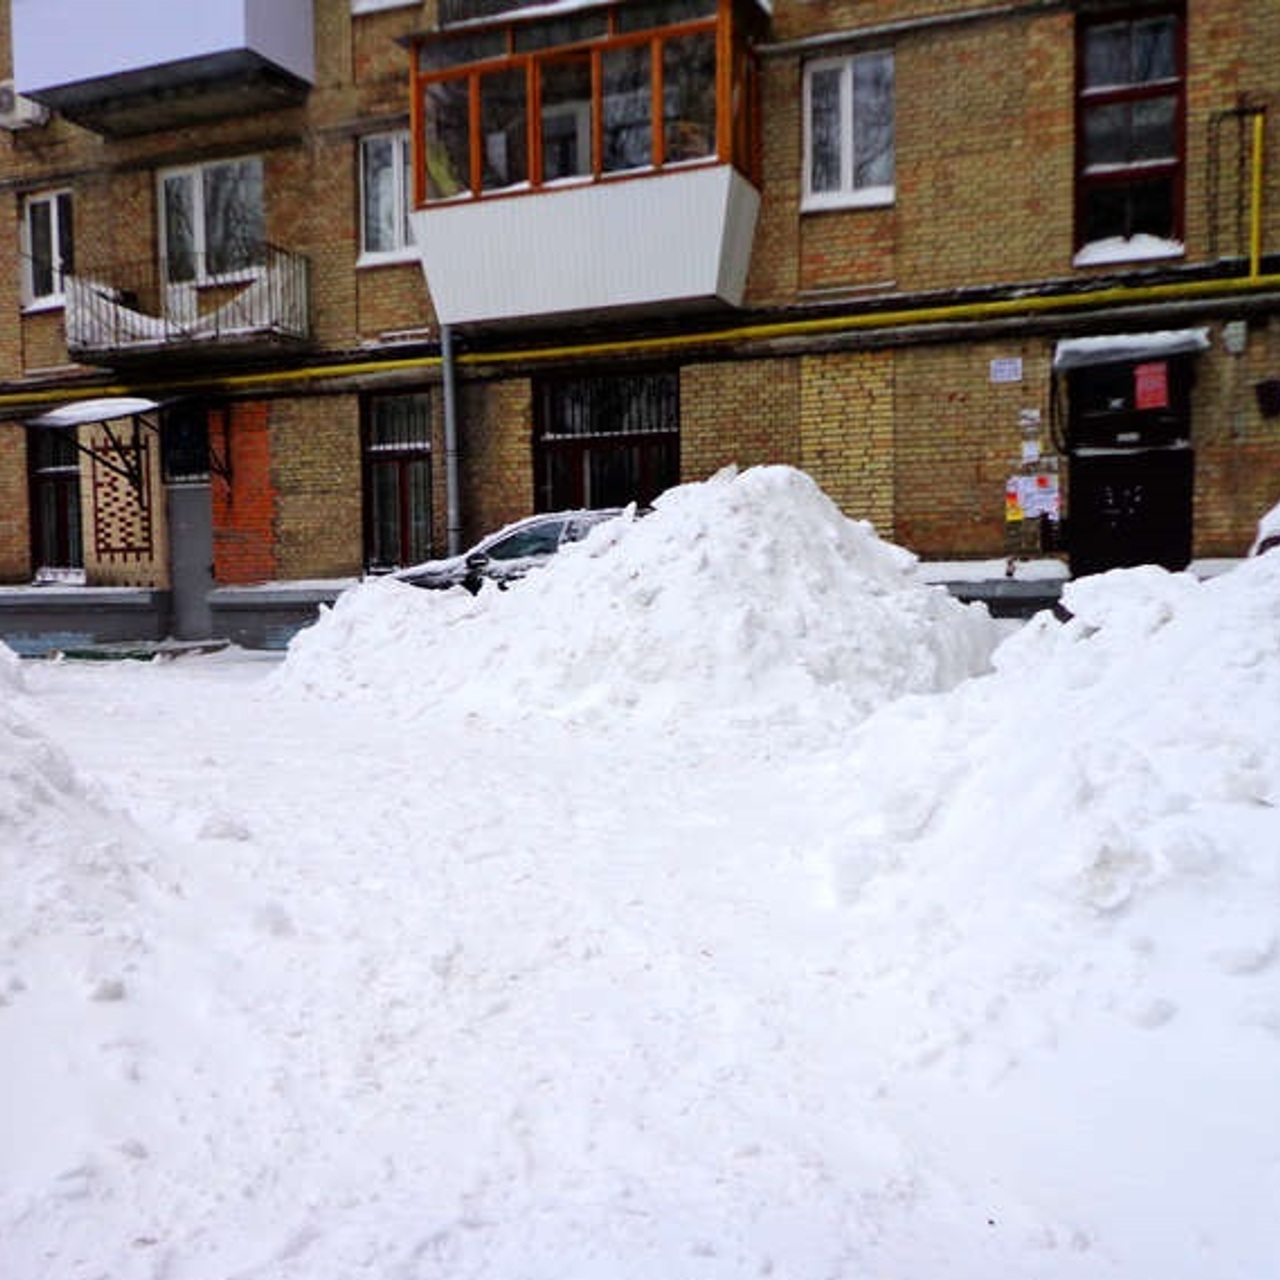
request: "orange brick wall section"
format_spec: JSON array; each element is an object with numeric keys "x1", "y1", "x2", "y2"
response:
[{"x1": 213, "y1": 402, "x2": 276, "y2": 585}]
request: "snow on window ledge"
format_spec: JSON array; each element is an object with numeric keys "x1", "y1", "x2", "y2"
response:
[
  {"x1": 32, "y1": 567, "x2": 87, "y2": 586},
  {"x1": 21, "y1": 294, "x2": 66, "y2": 315},
  {"x1": 351, "y1": 0, "x2": 417, "y2": 13},
  {"x1": 1073, "y1": 235, "x2": 1184, "y2": 268},
  {"x1": 357, "y1": 247, "x2": 420, "y2": 270}
]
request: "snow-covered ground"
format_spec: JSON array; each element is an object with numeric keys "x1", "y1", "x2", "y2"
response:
[{"x1": 3, "y1": 464, "x2": 1278, "y2": 1280}]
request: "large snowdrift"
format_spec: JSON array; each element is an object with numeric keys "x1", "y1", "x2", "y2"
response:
[
  {"x1": 822, "y1": 553, "x2": 1280, "y2": 1272},
  {"x1": 281, "y1": 465, "x2": 1001, "y2": 739},
  {"x1": 3, "y1": 468, "x2": 1280, "y2": 1280}
]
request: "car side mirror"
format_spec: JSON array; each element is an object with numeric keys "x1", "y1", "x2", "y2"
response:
[{"x1": 465, "y1": 551, "x2": 490, "y2": 570}]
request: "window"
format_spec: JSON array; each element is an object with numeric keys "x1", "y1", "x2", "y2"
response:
[
  {"x1": 360, "y1": 132, "x2": 415, "y2": 259},
  {"x1": 21, "y1": 190, "x2": 74, "y2": 308},
  {"x1": 162, "y1": 402, "x2": 211, "y2": 483},
  {"x1": 414, "y1": 0, "x2": 761, "y2": 201},
  {"x1": 28, "y1": 428, "x2": 83, "y2": 578},
  {"x1": 803, "y1": 52, "x2": 895, "y2": 210},
  {"x1": 363, "y1": 394, "x2": 434, "y2": 572},
  {"x1": 1076, "y1": 10, "x2": 1184, "y2": 260},
  {"x1": 535, "y1": 371, "x2": 679, "y2": 511},
  {"x1": 486, "y1": 519, "x2": 568, "y2": 561},
  {"x1": 160, "y1": 157, "x2": 265, "y2": 283}
]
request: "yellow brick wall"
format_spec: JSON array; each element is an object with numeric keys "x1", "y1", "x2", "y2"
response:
[
  {"x1": 1192, "y1": 317, "x2": 1280, "y2": 556},
  {"x1": 271, "y1": 394, "x2": 365, "y2": 579},
  {"x1": 893, "y1": 340, "x2": 1055, "y2": 558},
  {"x1": 798, "y1": 350, "x2": 896, "y2": 535},
  {"x1": 460, "y1": 378, "x2": 533, "y2": 542},
  {"x1": 357, "y1": 263, "x2": 433, "y2": 340},
  {"x1": 0, "y1": 425, "x2": 29, "y2": 581},
  {"x1": 680, "y1": 359, "x2": 800, "y2": 483}
]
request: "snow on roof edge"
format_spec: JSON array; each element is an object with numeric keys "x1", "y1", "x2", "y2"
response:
[{"x1": 1053, "y1": 328, "x2": 1211, "y2": 371}]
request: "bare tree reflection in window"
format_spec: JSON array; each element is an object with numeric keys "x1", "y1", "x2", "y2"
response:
[
  {"x1": 808, "y1": 65, "x2": 841, "y2": 193},
  {"x1": 163, "y1": 174, "x2": 198, "y2": 283},
  {"x1": 206, "y1": 159, "x2": 264, "y2": 276},
  {"x1": 426, "y1": 78, "x2": 472, "y2": 198},
  {"x1": 663, "y1": 32, "x2": 715, "y2": 161},
  {"x1": 481, "y1": 67, "x2": 529, "y2": 190},
  {"x1": 603, "y1": 44, "x2": 652, "y2": 172},
  {"x1": 852, "y1": 54, "x2": 894, "y2": 189}
]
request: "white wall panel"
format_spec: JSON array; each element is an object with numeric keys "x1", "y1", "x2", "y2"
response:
[
  {"x1": 412, "y1": 168, "x2": 760, "y2": 327},
  {"x1": 13, "y1": 0, "x2": 314, "y2": 92}
]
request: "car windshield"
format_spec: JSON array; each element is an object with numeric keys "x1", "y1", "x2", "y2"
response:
[{"x1": 484, "y1": 520, "x2": 566, "y2": 561}]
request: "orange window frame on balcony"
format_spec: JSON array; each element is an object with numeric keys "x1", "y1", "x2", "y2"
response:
[{"x1": 409, "y1": 0, "x2": 763, "y2": 208}]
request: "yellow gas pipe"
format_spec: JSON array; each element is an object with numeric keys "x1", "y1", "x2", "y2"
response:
[{"x1": 1250, "y1": 109, "x2": 1266, "y2": 280}]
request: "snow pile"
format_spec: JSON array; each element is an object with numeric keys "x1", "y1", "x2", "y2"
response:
[
  {"x1": 0, "y1": 636, "x2": 22, "y2": 693},
  {"x1": 282, "y1": 465, "x2": 1000, "y2": 737},
  {"x1": 6, "y1": 539, "x2": 1280, "y2": 1279},
  {"x1": 0, "y1": 659, "x2": 177, "y2": 1203},
  {"x1": 821, "y1": 555, "x2": 1280, "y2": 1269}
]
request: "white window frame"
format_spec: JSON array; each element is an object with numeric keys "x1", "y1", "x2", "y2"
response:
[
  {"x1": 20, "y1": 189, "x2": 74, "y2": 311},
  {"x1": 351, "y1": 0, "x2": 417, "y2": 12},
  {"x1": 157, "y1": 156, "x2": 265, "y2": 287},
  {"x1": 359, "y1": 130, "x2": 416, "y2": 265},
  {"x1": 802, "y1": 51, "x2": 895, "y2": 213}
]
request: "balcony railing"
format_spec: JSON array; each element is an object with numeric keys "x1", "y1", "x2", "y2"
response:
[{"x1": 63, "y1": 245, "x2": 311, "y2": 363}]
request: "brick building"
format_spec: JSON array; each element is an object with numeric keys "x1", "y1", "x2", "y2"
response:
[{"x1": 2, "y1": 0, "x2": 1279, "y2": 648}]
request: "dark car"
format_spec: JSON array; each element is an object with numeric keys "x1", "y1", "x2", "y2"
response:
[{"x1": 393, "y1": 509, "x2": 625, "y2": 593}]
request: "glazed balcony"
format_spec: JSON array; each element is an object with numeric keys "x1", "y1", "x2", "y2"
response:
[
  {"x1": 64, "y1": 245, "x2": 311, "y2": 366},
  {"x1": 10, "y1": 0, "x2": 313, "y2": 137},
  {"x1": 409, "y1": 0, "x2": 769, "y2": 327}
]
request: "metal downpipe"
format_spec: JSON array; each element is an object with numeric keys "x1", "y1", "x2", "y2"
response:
[{"x1": 441, "y1": 323, "x2": 462, "y2": 556}]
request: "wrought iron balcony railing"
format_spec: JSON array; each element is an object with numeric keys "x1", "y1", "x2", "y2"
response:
[{"x1": 63, "y1": 244, "x2": 310, "y2": 362}]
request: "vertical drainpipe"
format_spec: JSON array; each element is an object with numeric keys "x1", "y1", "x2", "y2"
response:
[{"x1": 441, "y1": 323, "x2": 462, "y2": 556}]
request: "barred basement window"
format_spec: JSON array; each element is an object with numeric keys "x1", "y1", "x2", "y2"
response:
[
  {"x1": 363, "y1": 394, "x2": 434, "y2": 572},
  {"x1": 535, "y1": 371, "x2": 679, "y2": 511}
]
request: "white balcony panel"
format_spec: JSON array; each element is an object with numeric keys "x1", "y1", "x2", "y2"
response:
[
  {"x1": 411, "y1": 167, "x2": 760, "y2": 328},
  {"x1": 12, "y1": 0, "x2": 314, "y2": 95}
]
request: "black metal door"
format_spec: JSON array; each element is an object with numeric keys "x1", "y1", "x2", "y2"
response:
[
  {"x1": 1065, "y1": 353, "x2": 1196, "y2": 577},
  {"x1": 1068, "y1": 446, "x2": 1193, "y2": 577}
]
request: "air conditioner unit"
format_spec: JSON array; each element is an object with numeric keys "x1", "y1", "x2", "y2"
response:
[{"x1": 0, "y1": 80, "x2": 51, "y2": 131}]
